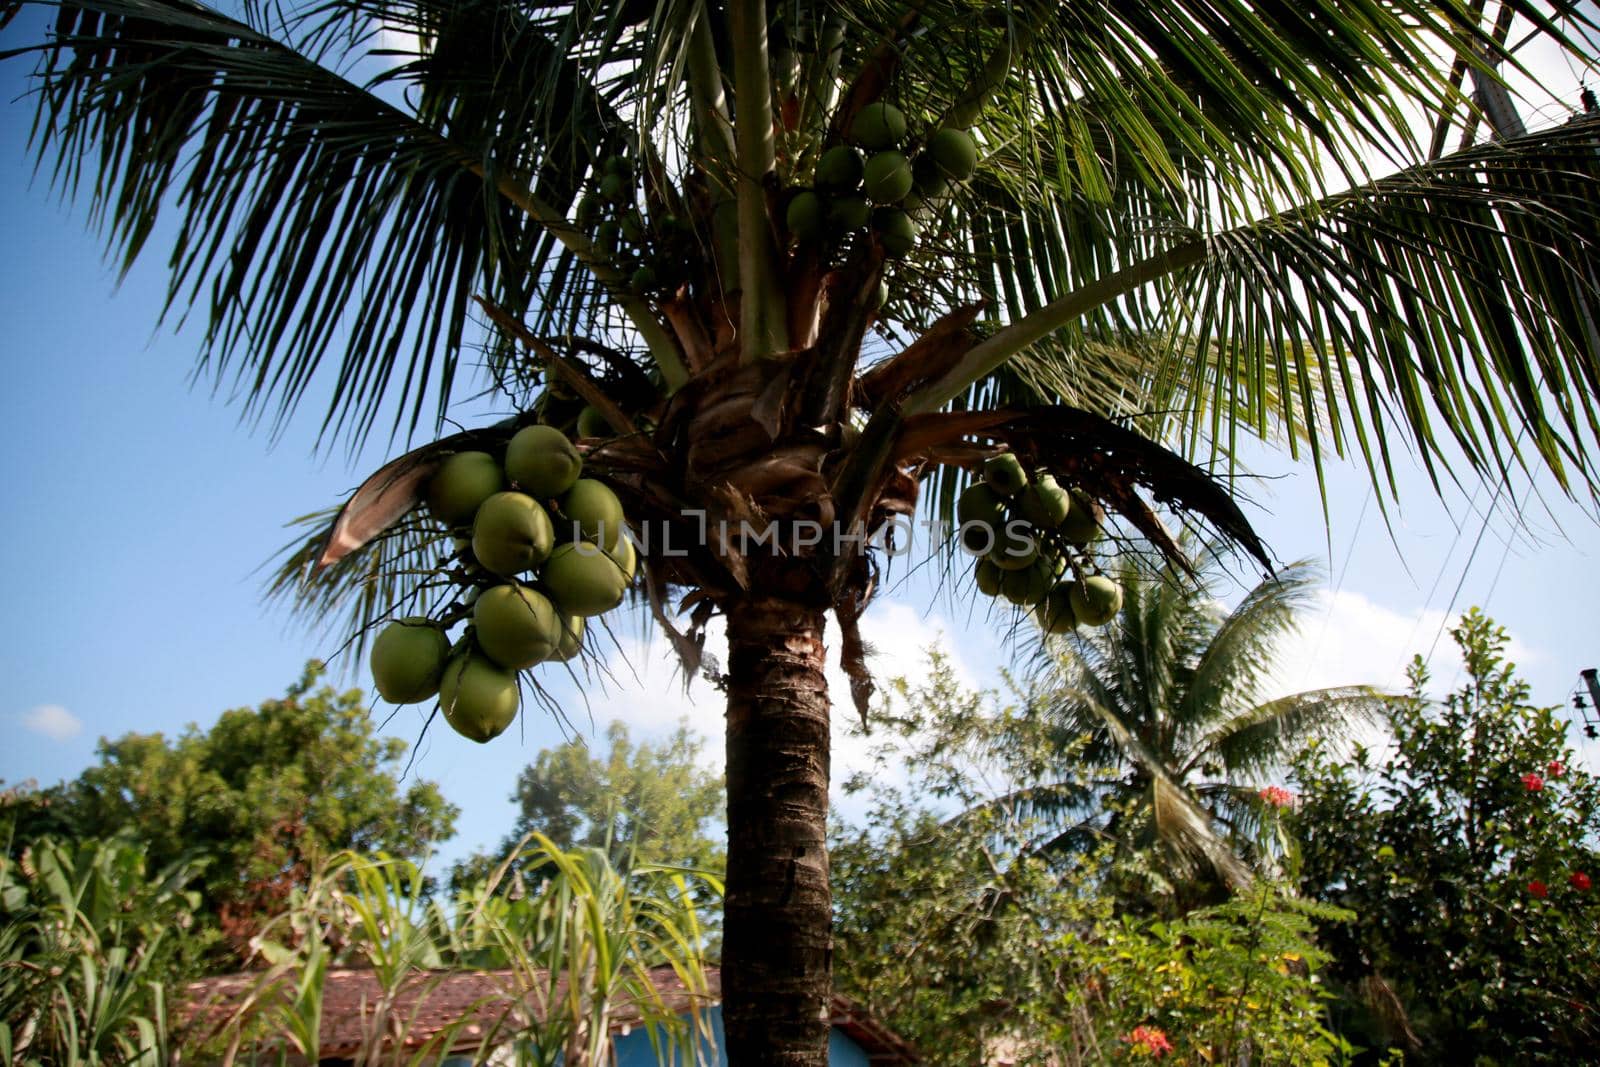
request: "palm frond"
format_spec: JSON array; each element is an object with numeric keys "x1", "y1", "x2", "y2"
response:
[
  {"x1": 264, "y1": 505, "x2": 455, "y2": 666},
  {"x1": 906, "y1": 111, "x2": 1600, "y2": 509},
  {"x1": 945, "y1": 780, "x2": 1105, "y2": 839},
  {"x1": 6, "y1": 0, "x2": 674, "y2": 447},
  {"x1": 1181, "y1": 560, "x2": 1321, "y2": 734},
  {"x1": 1177, "y1": 117, "x2": 1600, "y2": 497},
  {"x1": 1194, "y1": 686, "x2": 1393, "y2": 778}
]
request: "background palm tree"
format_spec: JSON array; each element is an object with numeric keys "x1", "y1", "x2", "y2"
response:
[
  {"x1": 1021, "y1": 556, "x2": 1389, "y2": 909},
  {"x1": 6, "y1": 0, "x2": 1599, "y2": 1059}
]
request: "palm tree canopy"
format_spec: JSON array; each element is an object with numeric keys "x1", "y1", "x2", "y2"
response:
[
  {"x1": 1017, "y1": 553, "x2": 1390, "y2": 888},
  {"x1": 5, "y1": 0, "x2": 1598, "y2": 503}
]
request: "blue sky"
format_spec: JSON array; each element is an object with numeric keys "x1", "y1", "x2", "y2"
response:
[{"x1": 2, "y1": 11, "x2": 1598, "y2": 875}]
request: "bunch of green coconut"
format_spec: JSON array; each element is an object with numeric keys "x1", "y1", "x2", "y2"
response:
[
  {"x1": 368, "y1": 424, "x2": 638, "y2": 743},
  {"x1": 957, "y1": 451, "x2": 1123, "y2": 635},
  {"x1": 785, "y1": 100, "x2": 978, "y2": 277},
  {"x1": 574, "y1": 155, "x2": 691, "y2": 298}
]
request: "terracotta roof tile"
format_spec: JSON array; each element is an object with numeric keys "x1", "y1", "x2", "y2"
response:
[{"x1": 183, "y1": 965, "x2": 918, "y2": 1062}]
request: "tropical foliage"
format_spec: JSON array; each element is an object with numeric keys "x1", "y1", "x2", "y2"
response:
[
  {"x1": 2, "y1": 837, "x2": 717, "y2": 1066},
  {"x1": 8, "y1": 0, "x2": 1600, "y2": 1055},
  {"x1": 831, "y1": 656, "x2": 1354, "y2": 1065},
  {"x1": 198, "y1": 843, "x2": 720, "y2": 1067},
  {"x1": 450, "y1": 720, "x2": 725, "y2": 893},
  {"x1": 1292, "y1": 609, "x2": 1600, "y2": 1063},
  {"x1": 1009, "y1": 553, "x2": 1388, "y2": 906},
  {"x1": 0, "y1": 835, "x2": 201, "y2": 1066},
  {"x1": 4, "y1": 662, "x2": 457, "y2": 963}
]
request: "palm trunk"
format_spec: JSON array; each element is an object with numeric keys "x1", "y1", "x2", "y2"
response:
[{"x1": 721, "y1": 595, "x2": 832, "y2": 1065}]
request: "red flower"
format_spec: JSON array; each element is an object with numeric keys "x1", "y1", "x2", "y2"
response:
[
  {"x1": 1571, "y1": 872, "x2": 1592, "y2": 892},
  {"x1": 1528, "y1": 880, "x2": 1549, "y2": 899},
  {"x1": 1123, "y1": 1026, "x2": 1173, "y2": 1057},
  {"x1": 1547, "y1": 760, "x2": 1566, "y2": 778},
  {"x1": 1521, "y1": 772, "x2": 1544, "y2": 792},
  {"x1": 1259, "y1": 785, "x2": 1294, "y2": 808}
]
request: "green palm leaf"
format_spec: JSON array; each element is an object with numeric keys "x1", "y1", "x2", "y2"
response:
[
  {"x1": 1193, "y1": 686, "x2": 1391, "y2": 778},
  {"x1": 6, "y1": 0, "x2": 683, "y2": 445},
  {"x1": 1021, "y1": 545, "x2": 1394, "y2": 894}
]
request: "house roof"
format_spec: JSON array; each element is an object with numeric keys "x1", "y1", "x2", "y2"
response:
[{"x1": 182, "y1": 965, "x2": 919, "y2": 1064}]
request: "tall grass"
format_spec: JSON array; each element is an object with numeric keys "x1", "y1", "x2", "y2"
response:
[
  {"x1": 0, "y1": 835, "x2": 201, "y2": 1065},
  {"x1": 3, "y1": 832, "x2": 719, "y2": 1065},
  {"x1": 199, "y1": 837, "x2": 721, "y2": 1066}
]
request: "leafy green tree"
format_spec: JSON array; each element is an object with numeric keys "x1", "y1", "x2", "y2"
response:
[
  {"x1": 451, "y1": 720, "x2": 725, "y2": 890},
  {"x1": 1291, "y1": 609, "x2": 1600, "y2": 1063},
  {"x1": 4, "y1": 663, "x2": 457, "y2": 961},
  {"x1": 11, "y1": 0, "x2": 1600, "y2": 1055},
  {"x1": 831, "y1": 654, "x2": 1350, "y2": 1064},
  {"x1": 1018, "y1": 554, "x2": 1387, "y2": 907}
]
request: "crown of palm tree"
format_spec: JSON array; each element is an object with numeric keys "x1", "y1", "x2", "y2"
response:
[{"x1": 1016, "y1": 554, "x2": 1389, "y2": 895}]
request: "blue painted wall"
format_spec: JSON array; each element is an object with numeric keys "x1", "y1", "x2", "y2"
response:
[{"x1": 612, "y1": 1007, "x2": 871, "y2": 1066}]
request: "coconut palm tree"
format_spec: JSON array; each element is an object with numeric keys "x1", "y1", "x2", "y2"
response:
[
  {"x1": 1019, "y1": 555, "x2": 1389, "y2": 909},
  {"x1": 7, "y1": 0, "x2": 1600, "y2": 1059}
]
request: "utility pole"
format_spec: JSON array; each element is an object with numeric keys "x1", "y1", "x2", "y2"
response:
[{"x1": 1471, "y1": 45, "x2": 1528, "y2": 140}]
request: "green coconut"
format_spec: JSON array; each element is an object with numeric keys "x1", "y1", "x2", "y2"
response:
[
  {"x1": 912, "y1": 153, "x2": 949, "y2": 199},
  {"x1": 850, "y1": 100, "x2": 907, "y2": 149},
  {"x1": 787, "y1": 190, "x2": 825, "y2": 241},
  {"x1": 548, "y1": 614, "x2": 586, "y2": 662},
  {"x1": 611, "y1": 534, "x2": 638, "y2": 583},
  {"x1": 863, "y1": 151, "x2": 913, "y2": 203},
  {"x1": 595, "y1": 219, "x2": 621, "y2": 255},
  {"x1": 1059, "y1": 489, "x2": 1103, "y2": 545},
  {"x1": 869, "y1": 279, "x2": 889, "y2": 310},
  {"x1": 1001, "y1": 558, "x2": 1055, "y2": 606},
  {"x1": 1034, "y1": 584, "x2": 1080, "y2": 634},
  {"x1": 987, "y1": 520, "x2": 1040, "y2": 571},
  {"x1": 1018, "y1": 478, "x2": 1070, "y2": 528},
  {"x1": 815, "y1": 146, "x2": 864, "y2": 192},
  {"x1": 427, "y1": 451, "x2": 504, "y2": 527},
  {"x1": 439, "y1": 653, "x2": 519, "y2": 743},
  {"x1": 1068, "y1": 574, "x2": 1123, "y2": 627},
  {"x1": 600, "y1": 170, "x2": 630, "y2": 202},
  {"x1": 541, "y1": 541, "x2": 630, "y2": 616},
  {"x1": 576, "y1": 193, "x2": 603, "y2": 228},
  {"x1": 369, "y1": 618, "x2": 449, "y2": 703},
  {"x1": 619, "y1": 211, "x2": 646, "y2": 244},
  {"x1": 983, "y1": 453, "x2": 1028, "y2": 497},
  {"x1": 960, "y1": 520, "x2": 997, "y2": 556},
  {"x1": 630, "y1": 264, "x2": 657, "y2": 294},
  {"x1": 874, "y1": 209, "x2": 917, "y2": 258},
  {"x1": 560, "y1": 479, "x2": 626, "y2": 551},
  {"x1": 505, "y1": 424, "x2": 583, "y2": 498},
  {"x1": 473, "y1": 584, "x2": 561, "y2": 670},
  {"x1": 958, "y1": 482, "x2": 1007, "y2": 526},
  {"x1": 928, "y1": 128, "x2": 979, "y2": 181},
  {"x1": 974, "y1": 557, "x2": 1003, "y2": 597},
  {"x1": 957, "y1": 482, "x2": 1007, "y2": 557},
  {"x1": 827, "y1": 193, "x2": 871, "y2": 231},
  {"x1": 472, "y1": 492, "x2": 555, "y2": 577},
  {"x1": 575, "y1": 406, "x2": 610, "y2": 439}
]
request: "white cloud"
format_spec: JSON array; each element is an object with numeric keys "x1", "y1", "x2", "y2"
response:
[
  {"x1": 20, "y1": 704, "x2": 83, "y2": 741},
  {"x1": 1268, "y1": 588, "x2": 1541, "y2": 701},
  {"x1": 1259, "y1": 588, "x2": 1547, "y2": 765}
]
